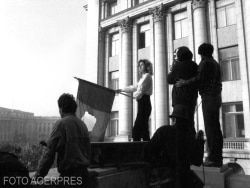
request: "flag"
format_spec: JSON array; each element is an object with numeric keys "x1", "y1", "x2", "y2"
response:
[{"x1": 76, "y1": 78, "x2": 115, "y2": 142}]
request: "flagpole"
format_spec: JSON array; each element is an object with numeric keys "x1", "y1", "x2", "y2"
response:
[
  {"x1": 74, "y1": 76, "x2": 135, "y2": 99},
  {"x1": 120, "y1": 92, "x2": 135, "y2": 99}
]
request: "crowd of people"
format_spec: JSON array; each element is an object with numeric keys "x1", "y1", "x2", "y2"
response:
[
  {"x1": 0, "y1": 43, "x2": 223, "y2": 188},
  {"x1": 0, "y1": 142, "x2": 45, "y2": 172},
  {"x1": 118, "y1": 42, "x2": 223, "y2": 187}
]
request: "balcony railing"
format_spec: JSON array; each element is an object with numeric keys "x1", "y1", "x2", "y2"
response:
[{"x1": 223, "y1": 138, "x2": 250, "y2": 150}]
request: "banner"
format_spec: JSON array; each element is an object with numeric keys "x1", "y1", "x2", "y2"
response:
[{"x1": 76, "y1": 78, "x2": 115, "y2": 142}]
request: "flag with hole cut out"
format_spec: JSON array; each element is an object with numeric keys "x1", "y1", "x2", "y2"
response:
[{"x1": 75, "y1": 78, "x2": 115, "y2": 142}]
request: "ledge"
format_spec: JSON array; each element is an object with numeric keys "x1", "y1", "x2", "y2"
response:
[
  {"x1": 226, "y1": 174, "x2": 250, "y2": 188},
  {"x1": 100, "y1": 0, "x2": 175, "y2": 28}
]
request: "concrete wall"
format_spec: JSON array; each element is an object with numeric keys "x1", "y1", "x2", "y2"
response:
[
  {"x1": 217, "y1": 25, "x2": 238, "y2": 48},
  {"x1": 85, "y1": 0, "x2": 100, "y2": 83},
  {"x1": 226, "y1": 174, "x2": 250, "y2": 188}
]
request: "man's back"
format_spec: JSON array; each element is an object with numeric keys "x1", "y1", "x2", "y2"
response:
[
  {"x1": 36, "y1": 114, "x2": 90, "y2": 177},
  {"x1": 55, "y1": 115, "x2": 90, "y2": 174},
  {"x1": 198, "y1": 57, "x2": 222, "y2": 96}
]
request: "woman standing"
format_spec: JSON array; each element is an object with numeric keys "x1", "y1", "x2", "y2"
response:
[{"x1": 117, "y1": 59, "x2": 153, "y2": 141}]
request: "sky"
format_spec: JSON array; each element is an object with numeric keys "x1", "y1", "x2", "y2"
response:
[{"x1": 0, "y1": 0, "x2": 88, "y2": 117}]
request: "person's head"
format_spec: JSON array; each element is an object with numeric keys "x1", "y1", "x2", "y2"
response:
[
  {"x1": 58, "y1": 93, "x2": 77, "y2": 117},
  {"x1": 138, "y1": 59, "x2": 153, "y2": 75},
  {"x1": 198, "y1": 43, "x2": 214, "y2": 58},
  {"x1": 169, "y1": 104, "x2": 188, "y2": 125},
  {"x1": 176, "y1": 46, "x2": 193, "y2": 61}
]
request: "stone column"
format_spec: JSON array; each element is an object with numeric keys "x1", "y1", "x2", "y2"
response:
[
  {"x1": 192, "y1": 0, "x2": 208, "y2": 63},
  {"x1": 149, "y1": 4, "x2": 169, "y2": 128},
  {"x1": 117, "y1": 17, "x2": 133, "y2": 139},
  {"x1": 192, "y1": 0, "x2": 208, "y2": 131},
  {"x1": 149, "y1": 15, "x2": 156, "y2": 136},
  {"x1": 132, "y1": 21, "x2": 138, "y2": 136},
  {"x1": 101, "y1": 0, "x2": 105, "y2": 19},
  {"x1": 97, "y1": 27, "x2": 105, "y2": 86},
  {"x1": 245, "y1": 0, "x2": 250, "y2": 95},
  {"x1": 104, "y1": 2, "x2": 108, "y2": 18},
  {"x1": 237, "y1": 0, "x2": 250, "y2": 138},
  {"x1": 132, "y1": 0, "x2": 136, "y2": 7},
  {"x1": 166, "y1": 11, "x2": 173, "y2": 113},
  {"x1": 245, "y1": 0, "x2": 250, "y2": 63},
  {"x1": 208, "y1": 0, "x2": 219, "y2": 60},
  {"x1": 104, "y1": 31, "x2": 110, "y2": 88},
  {"x1": 85, "y1": 0, "x2": 100, "y2": 83},
  {"x1": 187, "y1": 1, "x2": 195, "y2": 55}
]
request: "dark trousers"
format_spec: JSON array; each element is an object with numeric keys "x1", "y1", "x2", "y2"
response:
[
  {"x1": 202, "y1": 94, "x2": 223, "y2": 162},
  {"x1": 173, "y1": 104, "x2": 196, "y2": 137},
  {"x1": 175, "y1": 119, "x2": 191, "y2": 188},
  {"x1": 133, "y1": 95, "x2": 151, "y2": 141}
]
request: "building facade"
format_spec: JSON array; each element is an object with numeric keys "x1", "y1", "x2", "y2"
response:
[
  {"x1": 85, "y1": 0, "x2": 250, "y2": 174},
  {"x1": 0, "y1": 107, "x2": 59, "y2": 145}
]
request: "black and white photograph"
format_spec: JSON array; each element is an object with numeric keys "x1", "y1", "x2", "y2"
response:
[{"x1": 0, "y1": 0, "x2": 250, "y2": 187}]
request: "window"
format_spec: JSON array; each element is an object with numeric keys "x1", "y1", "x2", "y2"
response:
[
  {"x1": 107, "y1": 112, "x2": 119, "y2": 137},
  {"x1": 222, "y1": 103, "x2": 244, "y2": 138},
  {"x1": 125, "y1": 0, "x2": 132, "y2": 8},
  {"x1": 109, "y1": 71, "x2": 119, "y2": 93},
  {"x1": 111, "y1": 33, "x2": 119, "y2": 57},
  {"x1": 216, "y1": 3, "x2": 236, "y2": 28},
  {"x1": 109, "y1": 1, "x2": 117, "y2": 16},
  {"x1": 219, "y1": 46, "x2": 240, "y2": 81},
  {"x1": 134, "y1": 0, "x2": 147, "y2": 5},
  {"x1": 174, "y1": 12, "x2": 188, "y2": 40},
  {"x1": 139, "y1": 24, "x2": 150, "y2": 49}
]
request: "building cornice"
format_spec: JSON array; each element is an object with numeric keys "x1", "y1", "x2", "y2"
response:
[
  {"x1": 100, "y1": 0, "x2": 175, "y2": 28},
  {"x1": 101, "y1": 0, "x2": 116, "y2": 3}
]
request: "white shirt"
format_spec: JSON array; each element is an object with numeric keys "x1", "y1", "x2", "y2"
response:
[{"x1": 123, "y1": 73, "x2": 153, "y2": 100}]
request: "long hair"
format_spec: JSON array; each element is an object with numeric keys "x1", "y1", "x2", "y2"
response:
[
  {"x1": 138, "y1": 59, "x2": 153, "y2": 75},
  {"x1": 176, "y1": 46, "x2": 193, "y2": 61}
]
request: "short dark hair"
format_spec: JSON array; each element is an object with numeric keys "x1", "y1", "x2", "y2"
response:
[
  {"x1": 198, "y1": 43, "x2": 214, "y2": 57},
  {"x1": 58, "y1": 93, "x2": 77, "y2": 114},
  {"x1": 176, "y1": 46, "x2": 193, "y2": 61}
]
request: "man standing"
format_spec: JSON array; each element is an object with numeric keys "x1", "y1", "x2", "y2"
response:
[
  {"x1": 197, "y1": 43, "x2": 223, "y2": 167},
  {"x1": 34, "y1": 93, "x2": 91, "y2": 187},
  {"x1": 177, "y1": 43, "x2": 223, "y2": 167}
]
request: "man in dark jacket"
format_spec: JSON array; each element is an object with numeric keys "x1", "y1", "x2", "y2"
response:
[
  {"x1": 34, "y1": 93, "x2": 91, "y2": 187},
  {"x1": 167, "y1": 46, "x2": 198, "y2": 136},
  {"x1": 176, "y1": 43, "x2": 223, "y2": 167}
]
